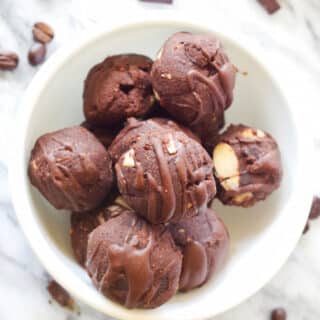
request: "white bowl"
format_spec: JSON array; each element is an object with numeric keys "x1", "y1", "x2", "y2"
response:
[{"x1": 10, "y1": 19, "x2": 313, "y2": 320}]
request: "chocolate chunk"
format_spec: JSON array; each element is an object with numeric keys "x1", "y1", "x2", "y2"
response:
[
  {"x1": 86, "y1": 206, "x2": 182, "y2": 309},
  {"x1": 213, "y1": 124, "x2": 282, "y2": 207},
  {"x1": 28, "y1": 43, "x2": 46, "y2": 66},
  {"x1": 47, "y1": 280, "x2": 74, "y2": 309},
  {"x1": 140, "y1": 0, "x2": 173, "y2": 3},
  {"x1": 151, "y1": 32, "x2": 236, "y2": 150},
  {"x1": 28, "y1": 126, "x2": 114, "y2": 212},
  {"x1": 271, "y1": 307, "x2": 287, "y2": 320},
  {"x1": 168, "y1": 208, "x2": 229, "y2": 291},
  {"x1": 110, "y1": 118, "x2": 216, "y2": 224},
  {"x1": 0, "y1": 52, "x2": 19, "y2": 71},
  {"x1": 33, "y1": 22, "x2": 54, "y2": 44},
  {"x1": 258, "y1": 0, "x2": 280, "y2": 14},
  {"x1": 309, "y1": 196, "x2": 320, "y2": 220},
  {"x1": 83, "y1": 54, "x2": 154, "y2": 127}
]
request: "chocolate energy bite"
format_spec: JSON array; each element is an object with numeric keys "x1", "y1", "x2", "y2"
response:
[
  {"x1": 168, "y1": 208, "x2": 229, "y2": 291},
  {"x1": 84, "y1": 54, "x2": 154, "y2": 127},
  {"x1": 86, "y1": 206, "x2": 182, "y2": 309},
  {"x1": 112, "y1": 119, "x2": 216, "y2": 224},
  {"x1": 151, "y1": 32, "x2": 236, "y2": 149},
  {"x1": 213, "y1": 124, "x2": 282, "y2": 207},
  {"x1": 28, "y1": 126, "x2": 113, "y2": 212}
]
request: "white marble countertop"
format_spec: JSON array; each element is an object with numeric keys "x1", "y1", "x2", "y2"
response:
[{"x1": 1, "y1": 0, "x2": 320, "y2": 319}]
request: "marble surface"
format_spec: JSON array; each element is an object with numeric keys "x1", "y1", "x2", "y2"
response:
[{"x1": 0, "y1": 0, "x2": 320, "y2": 319}]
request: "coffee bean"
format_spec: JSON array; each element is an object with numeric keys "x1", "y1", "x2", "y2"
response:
[
  {"x1": 258, "y1": 0, "x2": 280, "y2": 14},
  {"x1": 0, "y1": 52, "x2": 19, "y2": 71},
  {"x1": 33, "y1": 22, "x2": 54, "y2": 44},
  {"x1": 309, "y1": 196, "x2": 320, "y2": 220},
  {"x1": 28, "y1": 43, "x2": 46, "y2": 66},
  {"x1": 271, "y1": 307, "x2": 287, "y2": 320}
]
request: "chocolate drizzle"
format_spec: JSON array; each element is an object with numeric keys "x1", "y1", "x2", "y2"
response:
[{"x1": 179, "y1": 240, "x2": 207, "y2": 291}]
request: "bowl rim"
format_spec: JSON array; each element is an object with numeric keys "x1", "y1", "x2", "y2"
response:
[{"x1": 9, "y1": 18, "x2": 314, "y2": 320}]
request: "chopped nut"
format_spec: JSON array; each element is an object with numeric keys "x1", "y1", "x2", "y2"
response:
[
  {"x1": 233, "y1": 192, "x2": 253, "y2": 204},
  {"x1": 115, "y1": 196, "x2": 132, "y2": 210},
  {"x1": 161, "y1": 73, "x2": 172, "y2": 80},
  {"x1": 153, "y1": 89, "x2": 160, "y2": 101},
  {"x1": 97, "y1": 213, "x2": 105, "y2": 224},
  {"x1": 256, "y1": 129, "x2": 265, "y2": 138},
  {"x1": 178, "y1": 228, "x2": 185, "y2": 234},
  {"x1": 213, "y1": 143, "x2": 240, "y2": 189},
  {"x1": 187, "y1": 203, "x2": 193, "y2": 209},
  {"x1": 122, "y1": 149, "x2": 135, "y2": 167},
  {"x1": 241, "y1": 128, "x2": 265, "y2": 139},
  {"x1": 165, "y1": 133, "x2": 177, "y2": 154},
  {"x1": 157, "y1": 47, "x2": 163, "y2": 60}
]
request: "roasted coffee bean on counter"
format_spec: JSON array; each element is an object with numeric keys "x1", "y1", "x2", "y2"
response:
[
  {"x1": 28, "y1": 43, "x2": 47, "y2": 66},
  {"x1": 33, "y1": 22, "x2": 55, "y2": 44},
  {"x1": 47, "y1": 280, "x2": 74, "y2": 310},
  {"x1": 258, "y1": 0, "x2": 280, "y2": 14},
  {"x1": 271, "y1": 307, "x2": 287, "y2": 320},
  {"x1": 0, "y1": 52, "x2": 19, "y2": 71}
]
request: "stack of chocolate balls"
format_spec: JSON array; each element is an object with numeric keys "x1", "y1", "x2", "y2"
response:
[{"x1": 28, "y1": 32, "x2": 282, "y2": 309}]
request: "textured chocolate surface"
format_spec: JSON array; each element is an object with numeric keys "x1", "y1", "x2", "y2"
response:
[
  {"x1": 151, "y1": 32, "x2": 236, "y2": 149},
  {"x1": 28, "y1": 126, "x2": 113, "y2": 212},
  {"x1": 213, "y1": 124, "x2": 282, "y2": 207},
  {"x1": 111, "y1": 118, "x2": 216, "y2": 224},
  {"x1": 84, "y1": 54, "x2": 154, "y2": 127},
  {"x1": 168, "y1": 208, "x2": 229, "y2": 291},
  {"x1": 86, "y1": 207, "x2": 182, "y2": 309}
]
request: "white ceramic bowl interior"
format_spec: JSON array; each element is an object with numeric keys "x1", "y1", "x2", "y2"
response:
[{"x1": 10, "y1": 20, "x2": 313, "y2": 320}]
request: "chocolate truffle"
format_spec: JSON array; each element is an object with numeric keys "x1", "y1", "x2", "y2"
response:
[
  {"x1": 112, "y1": 119, "x2": 216, "y2": 224},
  {"x1": 81, "y1": 121, "x2": 119, "y2": 149},
  {"x1": 213, "y1": 124, "x2": 282, "y2": 207},
  {"x1": 28, "y1": 126, "x2": 113, "y2": 212},
  {"x1": 151, "y1": 32, "x2": 236, "y2": 148},
  {"x1": 86, "y1": 206, "x2": 182, "y2": 309},
  {"x1": 83, "y1": 54, "x2": 154, "y2": 127},
  {"x1": 168, "y1": 208, "x2": 229, "y2": 291}
]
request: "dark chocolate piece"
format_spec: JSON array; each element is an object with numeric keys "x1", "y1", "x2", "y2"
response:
[
  {"x1": 28, "y1": 126, "x2": 113, "y2": 212},
  {"x1": 151, "y1": 32, "x2": 236, "y2": 149},
  {"x1": 168, "y1": 207, "x2": 229, "y2": 291},
  {"x1": 213, "y1": 124, "x2": 282, "y2": 207},
  {"x1": 86, "y1": 206, "x2": 182, "y2": 309},
  {"x1": 258, "y1": 0, "x2": 280, "y2": 14},
  {"x1": 309, "y1": 196, "x2": 320, "y2": 220},
  {"x1": 47, "y1": 280, "x2": 74, "y2": 309},
  {"x1": 83, "y1": 54, "x2": 154, "y2": 127},
  {"x1": 111, "y1": 118, "x2": 216, "y2": 224},
  {"x1": 0, "y1": 52, "x2": 19, "y2": 70}
]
